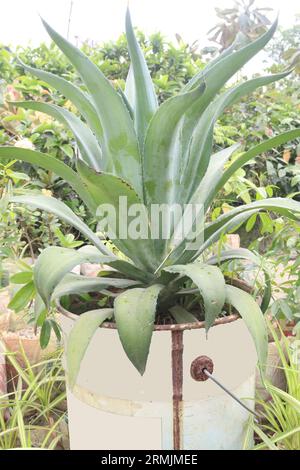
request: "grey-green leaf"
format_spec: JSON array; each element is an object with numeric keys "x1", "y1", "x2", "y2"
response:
[
  {"x1": 205, "y1": 198, "x2": 300, "y2": 242},
  {"x1": 143, "y1": 83, "x2": 206, "y2": 207},
  {"x1": 10, "y1": 195, "x2": 111, "y2": 254},
  {"x1": 34, "y1": 246, "x2": 114, "y2": 308},
  {"x1": 41, "y1": 18, "x2": 142, "y2": 196},
  {"x1": 53, "y1": 273, "x2": 138, "y2": 299},
  {"x1": 114, "y1": 284, "x2": 163, "y2": 374},
  {"x1": 183, "y1": 70, "x2": 291, "y2": 201},
  {"x1": 225, "y1": 285, "x2": 268, "y2": 370},
  {"x1": 18, "y1": 59, "x2": 104, "y2": 145},
  {"x1": 164, "y1": 264, "x2": 226, "y2": 331},
  {"x1": 13, "y1": 100, "x2": 103, "y2": 170},
  {"x1": 67, "y1": 308, "x2": 113, "y2": 389},
  {"x1": 125, "y1": 8, "x2": 158, "y2": 146},
  {"x1": 0, "y1": 147, "x2": 94, "y2": 211},
  {"x1": 169, "y1": 305, "x2": 198, "y2": 324},
  {"x1": 216, "y1": 129, "x2": 300, "y2": 198},
  {"x1": 77, "y1": 159, "x2": 157, "y2": 271}
]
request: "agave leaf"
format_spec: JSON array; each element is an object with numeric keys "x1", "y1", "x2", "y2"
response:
[
  {"x1": 215, "y1": 129, "x2": 300, "y2": 199},
  {"x1": 77, "y1": 159, "x2": 157, "y2": 271},
  {"x1": 125, "y1": 8, "x2": 158, "y2": 146},
  {"x1": 19, "y1": 59, "x2": 103, "y2": 144},
  {"x1": 10, "y1": 195, "x2": 111, "y2": 255},
  {"x1": 53, "y1": 273, "x2": 138, "y2": 299},
  {"x1": 13, "y1": 101, "x2": 103, "y2": 171},
  {"x1": 166, "y1": 209, "x2": 259, "y2": 268},
  {"x1": 125, "y1": 64, "x2": 135, "y2": 110},
  {"x1": 108, "y1": 259, "x2": 155, "y2": 284},
  {"x1": 34, "y1": 246, "x2": 114, "y2": 308},
  {"x1": 182, "y1": 70, "x2": 291, "y2": 201},
  {"x1": 178, "y1": 20, "x2": 278, "y2": 179},
  {"x1": 164, "y1": 264, "x2": 225, "y2": 331},
  {"x1": 42, "y1": 19, "x2": 142, "y2": 197},
  {"x1": 154, "y1": 145, "x2": 239, "y2": 269},
  {"x1": 174, "y1": 198, "x2": 300, "y2": 265},
  {"x1": 207, "y1": 248, "x2": 272, "y2": 313},
  {"x1": 173, "y1": 194, "x2": 298, "y2": 267},
  {"x1": 114, "y1": 284, "x2": 163, "y2": 374},
  {"x1": 70, "y1": 245, "x2": 155, "y2": 284},
  {"x1": 225, "y1": 285, "x2": 268, "y2": 370},
  {"x1": 183, "y1": 19, "x2": 277, "y2": 96},
  {"x1": 189, "y1": 143, "x2": 241, "y2": 208},
  {"x1": 183, "y1": 31, "x2": 249, "y2": 91},
  {"x1": 169, "y1": 305, "x2": 198, "y2": 324},
  {"x1": 67, "y1": 308, "x2": 113, "y2": 389},
  {"x1": 207, "y1": 248, "x2": 262, "y2": 266},
  {"x1": 117, "y1": 85, "x2": 134, "y2": 120},
  {"x1": 205, "y1": 198, "x2": 300, "y2": 241},
  {"x1": 143, "y1": 83, "x2": 206, "y2": 207},
  {"x1": 0, "y1": 147, "x2": 95, "y2": 211}
]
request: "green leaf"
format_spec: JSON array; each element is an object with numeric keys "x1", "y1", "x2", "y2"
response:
[
  {"x1": 205, "y1": 198, "x2": 300, "y2": 243},
  {"x1": 118, "y1": 85, "x2": 134, "y2": 120},
  {"x1": 143, "y1": 83, "x2": 206, "y2": 207},
  {"x1": 125, "y1": 8, "x2": 158, "y2": 146},
  {"x1": 40, "y1": 319, "x2": 52, "y2": 349},
  {"x1": 190, "y1": 143, "x2": 240, "y2": 209},
  {"x1": 67, "y1": 308, "x2": 113, "y2": 389},
  {"x1": 114, "y1": 284, "x2": 163, "y2": 374},
  {"x1": 225, "y1": 285, "x2": 268, "y2": 370},
  {"x1": 207, "y1": 248, "x2": 272, "y2": 314},
  {"x1": 252, "y1": 424, "x2": 278, "y2": 450},
  {"x1": 34, "y1": 246, "x2": 114, "y2": 308},
  {"x1": 61, "y1": 144, "x2": 74, "y2": 159},
  {"x1": 216, "y1": 129, "x2": 300, "y2": 198},
  {"x1": 0, "y1": 147, "x2": 95, "y2": 212},
  {"x1": 207, "y1": 248, "x2": 262, "y2": 266},
  {"x1": 34, "y1": 293, "x2": 47, "y2": 326},
  {"x1": 19, "y1": 59, "x2": 104, "y2": 145},
  {"x1": 10, "y1": 271, "x2": 33, "y2": 284},
  {"x1": 164, "y1": 264, "x2": 225, "y2": 331},
  {"x1": 169, "y1": 305, "x2": 198, "y2": 324},
  {"x1": 50, "y1": 319, "x2": 61, "y2": 342},
  {"x1": 165, "y1": 208, "x2": 259, "y2": 268},
  {"x1": 10, "y1": 195, "x2": 112, "y2": 254},
  {"x1": 13, "y1": 101, "x2": 103, "y2": 171},
  {"x1": 178, "y1": 21, "x2": 279, "y2": 196},
  {"x1": 268, "y1": 385, "x2": 300, "y2": 413},
  {"x1": 184, "y1": 20, "x2": 278, "y2": 95},
  {"x1": 53, "y1": 273, "x2": 138, "y2": 299},
  {"x1": 246, "y1": 214, "x2": 257, "y2": 232},
  {"x1": 183, "y1": 70, "x2": 290, "y2": 202},
  {"x1": 77, "y1": 160, "x2": 157, "y2": 271},
  {"x1": 8, "y1": 281, "x2": 35, "y2": 313},
  {"x1": 157, "y1": 144, "x2": 240, "y2": 267},
  {"x1": 42, "y1": 19, "x2": 142, "y2": 197},
  {"x1": 108, "y1": 259, "x2": 155, "y2": 284},
  {"x1": 62, "y1": 244, "x2": 155, "y2": 284}
]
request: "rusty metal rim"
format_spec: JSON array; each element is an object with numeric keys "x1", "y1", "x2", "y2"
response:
[
  {"x1": 56, "y1": 279, "x2": 253, "y2": 331},
  {"x1": 57, "y1": 301, "x2": 239, "y2": 331},
  {"x1": 56, "y1": 277, "x2": 252, "y2": 331}
]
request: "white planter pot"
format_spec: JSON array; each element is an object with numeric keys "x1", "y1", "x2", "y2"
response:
[{"x1": 60, "y1": 309, "x2": 257, "y2": 450}]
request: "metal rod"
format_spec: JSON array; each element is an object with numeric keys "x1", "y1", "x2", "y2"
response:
[
  {"x1": 171, "y1": 330, "x2": 184, "y2": 450},
  {"x1": 203, "y1": 368, "x2": 260, "y2": 423}
]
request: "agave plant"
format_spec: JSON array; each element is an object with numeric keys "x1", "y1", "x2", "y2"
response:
[{"x1": 1, "y1": 10, "x2": 300, "y2": 387}]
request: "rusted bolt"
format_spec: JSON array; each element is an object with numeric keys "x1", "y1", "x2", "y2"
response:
[{"x1": 190, "y1": 355, "x2": 214, "y2": 381}]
